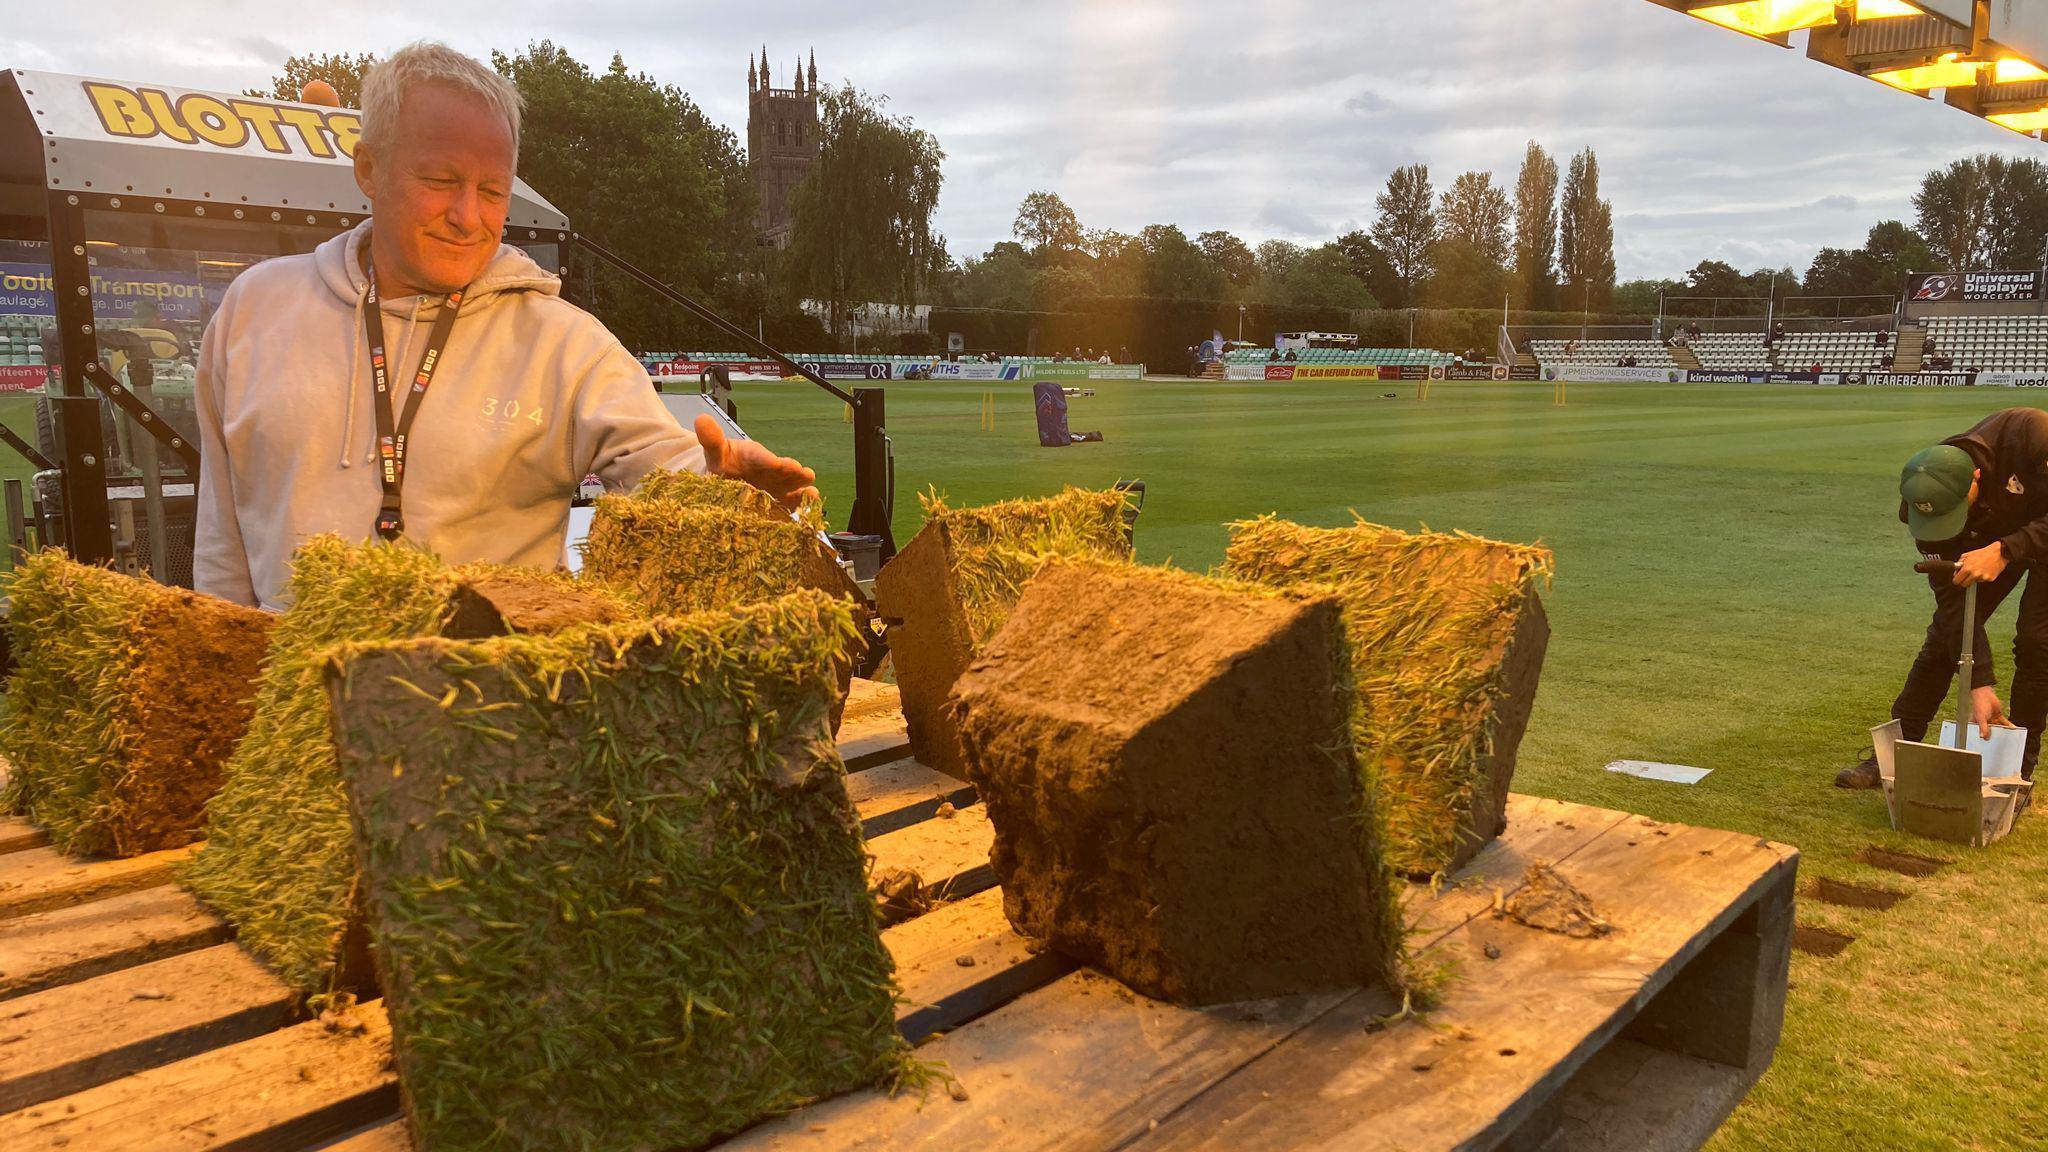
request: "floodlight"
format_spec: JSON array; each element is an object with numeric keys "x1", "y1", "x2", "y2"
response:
[
  {"x1": 1870, "y1": 54, "x2": 2048, "y2": 91},
  {"x1": 1688, "y1": 0, "x2": 1923, "y2": 39},
  {"x1": 1988, "y1": 106, "x2": 2048, "y2": 133}
]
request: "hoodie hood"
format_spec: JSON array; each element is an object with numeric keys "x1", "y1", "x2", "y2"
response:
[{"x1": 313, "y1": 219, "x2": 562, "y2": 317}]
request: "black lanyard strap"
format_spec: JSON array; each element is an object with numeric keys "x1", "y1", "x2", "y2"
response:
[{"x1": 362, "y1": 261, "x2": 466, "y2": 540}]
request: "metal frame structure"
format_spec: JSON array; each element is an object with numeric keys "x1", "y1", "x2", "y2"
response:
[{"x1": 0, "y1": 67, "x2": 895, "y2": 577}]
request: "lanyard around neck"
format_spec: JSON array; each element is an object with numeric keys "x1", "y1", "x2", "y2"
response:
[{"x1": 362, "y1": 261, "x2": 466, "y2": 541}]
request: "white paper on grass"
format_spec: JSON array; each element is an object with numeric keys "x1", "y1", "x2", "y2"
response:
[
  {"x1": 1604, "y1": 760, "x2": 1712, "y2": 785},
  {"x1": 1934, "y1": 722, "x2": 2028, "y2": 779}
]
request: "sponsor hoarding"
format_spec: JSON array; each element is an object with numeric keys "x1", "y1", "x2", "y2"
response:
[
  {"x1": 1906, "y1": 270, "x2": 2044, "y2": 303},
  {"x1": 0, "y1": 261, "x2": 209, "y2": 322},
  {"x1": 1441, "y1": 365, "x2": 1510, "y2": 381},
  {"x1": 1547, "y1": 365, "x2": 1686, "y2": 383},
  {"x1": 1976, "y1": 371, "x2": 2048, "y2": 388},
  {"x1": 0, "y1": 366, "x2": 48, "y2": 394},
  {"x1": 798, "y1": 359, "x2": 895, "y2": 381},
  {"x1": 1224, "y1": 363, "x2": 1267, "y2": 380},
  {"x1": 1837, "y1": 372, "x2": 1979, "y2": 387},
  {"x1": 1027, "y1": 363, "x2": 1144, "y2": 380},
  {"x1": 921, "y1": 361, "x2": 1023, "y2": 381}
]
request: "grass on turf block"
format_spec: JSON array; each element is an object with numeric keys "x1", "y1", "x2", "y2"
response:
[
  {"x1": 0, "y1": 551, "x2": 273, "y2": 856},
  {"x1": 179, "y1": 537, "x2": 631, "y2": 997},
  {"x1": 328, "y1": 591, "x2": 914, "y2": 1151},
  {"x1": 1226, "y1": 516, "x2": 1551, "y2": 879},
  {"x1": 631, "y1": 466, "x2": 826, "y2": 531}
]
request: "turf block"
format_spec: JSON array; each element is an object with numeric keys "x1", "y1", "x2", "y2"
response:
[
  {"x1": 949, "y1": 557, "x2": 1399, "y2": 1007},
  {"x1": 1225, "y1": 517, "x2": 1550, "y2": 878},
  {"x1": 0, "y1": 551, "x2": 273, "y2": 857},
  {"x1": 329, "y1": 591, "x2": 905, "y2": 1152}
]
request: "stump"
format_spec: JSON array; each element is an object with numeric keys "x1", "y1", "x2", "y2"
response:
[
  {"x1": 949, "y1": 558, "x2": 1399, "y2": 1007},
  {"x1": 876, "y1": 487, "x2": 1132, "y2": 780},
  {"x1": 180, "y1": 538, "x2": 633, "y2": 996},
  {"x1": 0, "y1": 552, "x2": 274, "y2": 857},
  {"x1": 1225, "y1": 517, "x2": 1551, "y2": 878},
  {"x1": 329, "y1": 591, "x2": 907, "y2": 1152}
]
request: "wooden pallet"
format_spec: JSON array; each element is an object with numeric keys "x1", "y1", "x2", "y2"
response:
[{"x1": 0, "y1": 681, "x2": 1797, "y2": 1152}]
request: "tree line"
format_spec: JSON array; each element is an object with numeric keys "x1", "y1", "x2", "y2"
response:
[
  {"x1": 1620, "y1": 154, "x2": 2048, "y2": 319},
  {"x1": 953, "y1": 140, "x2": 1617, "y2": 319}
]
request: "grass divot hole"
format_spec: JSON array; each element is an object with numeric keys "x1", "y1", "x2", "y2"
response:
[
  {"x1": 1855, "y1": 846, "x2": 1947, "y2": 878},
  {"x1": 1809, "y1": 877, "x2": 1908, "y2": 911},
  {"x1": 1792, "y1": 925, "x2": 1855, "y2": 958}
]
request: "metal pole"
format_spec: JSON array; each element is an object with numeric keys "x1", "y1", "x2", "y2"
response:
[
  {"x1": 1956, "y1": 581, "x2": 1976, "y2": 748},
  {"x1": 847, "y1": 387, "x2": 895, "y2": 558},
  {"x1": 45, "y1": 192, "x2": 112, "y2": 566}
]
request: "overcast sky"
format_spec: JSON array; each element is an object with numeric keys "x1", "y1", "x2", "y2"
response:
[{"x1": 11, "y1": 0, "x2": 2043, "y2": 281}]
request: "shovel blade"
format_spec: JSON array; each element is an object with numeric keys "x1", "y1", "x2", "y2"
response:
[{"x1": 1893, "y1": 740, "x2": 1984, "y2": 845}]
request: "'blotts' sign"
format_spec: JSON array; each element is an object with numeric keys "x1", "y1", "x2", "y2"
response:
[{"x1": 79, "y1": 81, "x2": 363, "y2": 160}]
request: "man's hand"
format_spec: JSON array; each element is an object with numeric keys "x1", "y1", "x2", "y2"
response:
[
  {"x1": 695, "y1": 414, "x2": 819, "y2": 510},
  {"x1": 1972, "y1": 684, "x2": 2015, "y2": 739},
  {"x1": 1954, "y1": 542, "x2": 2009, "y2": 587}
]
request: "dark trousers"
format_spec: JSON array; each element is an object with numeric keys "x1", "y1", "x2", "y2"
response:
[{"x1": 1891, "y1": 563, "x2": 2048, "y2": 777}]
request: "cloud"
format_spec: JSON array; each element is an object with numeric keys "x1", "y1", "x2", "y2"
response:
[{"x1": 8, "y1": 0, "x2": 2039, "y2": 279}]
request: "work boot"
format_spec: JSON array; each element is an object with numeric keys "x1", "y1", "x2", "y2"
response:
[{"x1": 1834, "y1": 748, "x2": 1881, "y2": 790}]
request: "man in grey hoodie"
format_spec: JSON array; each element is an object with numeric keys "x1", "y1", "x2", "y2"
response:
[{"x1": 195, "y1": 43, "x2": 815, "y2": 610}]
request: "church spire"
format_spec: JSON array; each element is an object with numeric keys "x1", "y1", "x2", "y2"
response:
[
  {"x1": 761, "y1": 45, "x2": 770, "y2": 88},
  {"x1": 747, "y1": 53, "x2": 757, "y2": 92},
  {"x1": 793, "y1": 56, "x2": 805, "y2": 94},
  {"x1": 808, "y1": 49, "x2": 818, "y2": 89}
]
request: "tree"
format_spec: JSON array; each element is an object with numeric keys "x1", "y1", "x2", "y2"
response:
[
  {"x1": 490, "y1": 43, "x2": 755, "y2": 351},
  {"x1": 1138, "y1": 224, "x2": 1225, "y2": 299},
  {"x1": 249, "y1": 52, "x2": 376, "y2": 107},
  {"x1": 1371, "y1": 163, "x2": 1436, "y2": 308},
  {"x1": 1916, "y1": 156, "x2": 1994, "y2": 271},
  {"x1": 1424, "y1": 236, "x2": 1509, "y2": 310},
  {"x1": 1614, "y1": 278, "x2": 1682, "y2": 316},
  {"x1": 1910, "y1": 155, "x2": 2048, "y2": 272},
  {"x1": 1558, "y1": 148, "x2": 1615, "y2": 310},
  {"x1": 784, "y1": 85, "x2": 947, "y2": 345},
  {"x1": 1254, "y1": 239, "x2": 1305, "y2": 281},
  {"x1": 1283, "y1": 244, "x2": 1376, "y2": 309},
  {"x1": 1013, "y1": 191, "x2": 1084, "y2": 257},
  {"x1": 1197, "y1": 230, "x2": 1260, "y2": 288},
  {"x1": 1336, "y1": 230, "x2": 1399, "y2": 306},
  {"x1": 1087, "y1": 228, "x2": 1144, "y2": 296},
  {"x1": 1513, "y1": 141, "x2": 1561, "y2": 309},
  {"x1": 1684, "y1": 259, "x2": 1745, "y2": 301},
  {"x1": 953, "y1": 241, "x2": 1037, "y2": 310},
  {"x1": 1438, "y1": 171, "x2": 1512, "y2": 267}
]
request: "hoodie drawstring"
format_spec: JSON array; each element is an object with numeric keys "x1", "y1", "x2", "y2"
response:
[{"x1": 339, "y1": 282, "x2": 367, "y2": 468}]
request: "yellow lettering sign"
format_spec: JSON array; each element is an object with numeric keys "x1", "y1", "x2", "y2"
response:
[
  {"x1": 275, "y1": 106, "x2": 335, "y2": 158},
  {"x1": 178, "y1": 93, "x2": 248, "y2": 148},
  {"x1": 230, "y1": 100, "x2": 289, "y2": 154},
  {"x1": 84, "y1": 82, "x2": 153, "y2": 138},
  {"x1": 138, "y1": 87, "x2": 195, "y2": 144}
]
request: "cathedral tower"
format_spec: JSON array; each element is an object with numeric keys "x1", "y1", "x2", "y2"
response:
[{"x1": 747, "y1": 48, "x2": 821, "y2": 249}]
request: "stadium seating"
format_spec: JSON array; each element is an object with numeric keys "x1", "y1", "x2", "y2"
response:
[
  {"x1": 1223, "y1": 347, "x2": 1455, "y2": 365},
  {"x1": 1, "y1": 316, "x2": 45, "y2": 367},
  {"x1": 1530, "y1": 339, "x2": 1676, "y2": 368},
  {"x1": 1920, "y1": 316, "x2": 2048, "y2": 371},
  {"x1": 1770, "y1": 330, "x2": 1891, "y2": 372},
  {"x1": 1685, "y1": 333, "x2": 1769, "y2": 369}
]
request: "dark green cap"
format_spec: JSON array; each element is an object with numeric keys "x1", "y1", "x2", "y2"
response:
[{"x1": 1901, "y1": 444, "x2": 1974, "y2": 542}]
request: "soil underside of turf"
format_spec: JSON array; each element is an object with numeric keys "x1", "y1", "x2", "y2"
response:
[
  {"x1": 955, "y1": 563, "x2": 1383, "y2": 1007},
  {"x1": 114, "y1": 595, "x2": 273, "y2": 855}
]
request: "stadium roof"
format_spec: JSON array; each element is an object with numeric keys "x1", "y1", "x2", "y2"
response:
[{"x1": 1644, "y1": 0, "x2": 2048, "y2": 137}]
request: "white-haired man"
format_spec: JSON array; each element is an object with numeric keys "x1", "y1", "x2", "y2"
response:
[{"x1": 194, "y1": 42, "x2": 814, "y2": 609}]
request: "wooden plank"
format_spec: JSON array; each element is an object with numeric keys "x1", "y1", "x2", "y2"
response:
[
  {"x1": 883, "y1": 888, "x2": 1076, "y2": 1042},
  {"x1": 848, "y1": 758, "x2": 978, "y2": 838},
  {"x1": 0, "y1": 944, "x2": 294, "y2": 1112},
  {"x1": 0, "y1": 1000, "x2": 396, "y2": 1151},
  {"x1": 1127, "y1": 821, "x2": 1797, "y2": 1151},
  {"x1": 865, "y1": 803, "x2": 994, "y2": 903},
  {"x1": 838, "y1": 681, "x2": 910, "y2": 770},
  {"x1": 726, "y1": 970, "x2": 1361, "y2": 1151},
  {"x1": 713, "y1": 796, "x2": 1637, "y2": 1152},
  {"x1": 0, "y1": 844, "x2": 198, "y2": 922},
  {"x1": 0, "y1": 818, "x2": 48, "y2": 856},
  {"x1": 0, "y1": 886, "x2": 230, "y2": 1002},
  {"x1": 315, "y1": 1123, "x2": 409, "y2": 1151}
]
